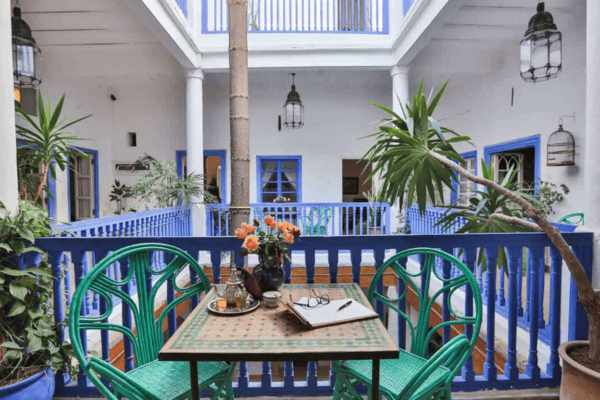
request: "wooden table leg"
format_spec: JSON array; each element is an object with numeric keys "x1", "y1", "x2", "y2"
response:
[
  {"x1": 372, "y1": 358, "x2": 380, "y2": 400},
  {"x1": 190, "y1": 361, "x2": 199, "y2": 399}
]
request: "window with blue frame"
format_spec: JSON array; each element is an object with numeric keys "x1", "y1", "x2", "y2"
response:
[{"x1": 257, "y1": 156, "x2": 301, "y2": 203}]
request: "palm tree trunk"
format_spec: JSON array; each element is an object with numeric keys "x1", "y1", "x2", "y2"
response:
[
  {"x1": 429, "y1": 150, "x2": 600, "y2": 360},
  {"x1": 33, "y1": 164, "x2": 49, "y2": 204},
  {"x1": 228, "y1": 0, "x2": 251, "y2": 235}
]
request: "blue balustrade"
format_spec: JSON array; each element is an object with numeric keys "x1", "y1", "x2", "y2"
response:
[
  {"x1": 27, "y1": 231, "x2": 591, "y2": 397},
  {"x1": 207, "y1": 202, "x2": 391, "y2": 236},
  {"x1": 54, "y1": 206, "x2": 191, "y2": 238},
  {"x1": 203, "y1": 0, "x2": 388, "y2": 34}
]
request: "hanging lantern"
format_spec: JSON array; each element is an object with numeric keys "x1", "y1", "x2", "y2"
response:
[
  {"x1": 520, "y1": 2, "x2": 561, "y2": 83},
  {"x1": 12, "y1": 4, "x2": 41, "y2": 98},
  {"x1": 283, "y1": 73, "x2": 304, "y2": 129},
  {"x1": 547, "y1": 119, "x2": 575, "y2": 166}
]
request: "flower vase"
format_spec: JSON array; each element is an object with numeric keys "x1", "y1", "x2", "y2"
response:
[{"x1": 252, "y1": 259, "x2": 285, "y2": 293}]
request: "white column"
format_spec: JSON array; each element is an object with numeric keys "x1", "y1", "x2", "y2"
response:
[
  {"x1": 185, "y1": 68, "x2": 206, "y2": 237},
  {"x1": 0, "y1": 2, "x2": 19, "y2": 213},
  {"x1": 583, "y1": 1, "x2": 600, "y2": 289},
  {"x1": 387, "y1": 65, "x2": 410, "y2": 234}
]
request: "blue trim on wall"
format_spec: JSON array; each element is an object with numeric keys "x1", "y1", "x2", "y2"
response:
[
  {"x1": 256, "y1": 156, "x2": 302, "y2": 203},
  {"x1": 176, "y1": 150, "x2": 227, "y2": 204},
  {"x1": 450, "y1": 150, "x2": 477, "y2": 204},
  {"x1": 68, "y1": 146, "x2": 100, "y2": 221},
  {"x1": 483, "y1": 135, "x2": 541, "y2": 194}
]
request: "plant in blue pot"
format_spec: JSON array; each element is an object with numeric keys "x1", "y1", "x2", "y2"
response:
[
  {"x1": 237, "y1": 216, "x2": 301, "y2": 293},
  {"x1": 0, "y1": 201, "x2": 78, "y2": 400}
]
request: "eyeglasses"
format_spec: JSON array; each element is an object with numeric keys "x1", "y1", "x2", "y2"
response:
[{"x1": 290, "y1": 290, "x2": 330, "y2": 308}]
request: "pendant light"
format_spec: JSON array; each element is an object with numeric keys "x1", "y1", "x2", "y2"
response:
[
  {"x1": 12, "y1": 2, "x2": 42, "y2": 102},
  {"x1": 282, "y1": 73, "x2": 304, "y2": 129}
]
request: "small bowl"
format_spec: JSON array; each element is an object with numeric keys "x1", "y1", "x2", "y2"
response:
[{"x1": 263, "y1": 291, "x2": 282, "y2": 308}]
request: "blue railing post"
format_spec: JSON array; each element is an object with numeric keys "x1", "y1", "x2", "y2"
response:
[
  {"x1": 483, "y1": 246, "x2": 498, "y2": 382},
  {"x1": 546, "y1": 246, "x2": 562, "y2": 380},
  {"x1": 504, "y1": 246, "x2": 521, "y2": 381},
  {"x1": 525, "y1": 246, "x2": 542, "y2": 380}
]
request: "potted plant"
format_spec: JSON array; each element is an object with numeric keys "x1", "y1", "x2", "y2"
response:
[
  {"x1": 362, "y1": 79, "x2": 600, "y2": 398},
  {"x1": 236, "y1": 216, "x2": 301, "y2": 292},
  {"x1": 0, "y1": 201, "x2": 78, "y2": 400}
]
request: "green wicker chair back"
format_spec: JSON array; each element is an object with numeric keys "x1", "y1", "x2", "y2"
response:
[
  {"x1": 68, "y1": 243, "x2": 232, "y2": 400},
  {"x1": 333, "y1": 247, "x2": 482, "y2": 400},
  {"x1": 303, "y1": 206, "x2": 332, "y2": 235},
  {"x1": 557, "y1": 212, "x2": 584, "y2": 225}
]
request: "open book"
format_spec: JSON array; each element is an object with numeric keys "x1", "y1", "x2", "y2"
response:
[{"x1": 280, "y1": 297, "x2": 379, "y2": 329}]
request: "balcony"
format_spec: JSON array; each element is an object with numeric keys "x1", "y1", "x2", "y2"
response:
[
  {"x1": 202, "y1": 0, "x2": 390, "y2": 34},
  {"x1": 36, "y1": 205, "x2": 591, "y2": 398}
]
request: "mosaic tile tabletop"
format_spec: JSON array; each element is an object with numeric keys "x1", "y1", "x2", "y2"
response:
[{"x1": 160, "y1": 283, "x2": 399, "y2": 362}]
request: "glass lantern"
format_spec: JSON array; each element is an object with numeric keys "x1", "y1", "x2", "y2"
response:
[
  {"x1": 283, "y1": 73, "x2": 304, "y2": 129},
  {"x1": 547, "y1": 120, "x2": 575, "y2": 166},
  {"x1": 12, "y1": 5, "x2": 41, "y2": 96},
  {"x1": 520, "y1": 2, "x2": 561, "y2": 83}
]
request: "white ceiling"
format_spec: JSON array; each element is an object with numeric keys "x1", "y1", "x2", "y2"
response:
[{"x1": 14, "y1": 0, "x2": 157, "y2": 48}]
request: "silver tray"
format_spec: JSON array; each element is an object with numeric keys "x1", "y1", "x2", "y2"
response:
[{"x1": 207, "y1": 297, "x2": 260, "y2": 315}]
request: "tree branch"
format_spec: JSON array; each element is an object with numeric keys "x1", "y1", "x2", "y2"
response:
[{"x1": 488, "y1": 213, "x2": 541, "y2": 231}]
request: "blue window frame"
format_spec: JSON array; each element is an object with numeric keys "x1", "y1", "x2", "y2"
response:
[
  {"x1": 450, "y1": 151, "x2": 477, "y2": 205},
  {"x1": 484, "y1": 135, "x2": 540, "y2": 194},
  {"x1": 257, "y1": 156, "x2": 302, "y2": 203},
  {"x1": 67, "y1": 146, "x2": 100, "y2": 221},
  {"x1": 176, "y1": 150, "x2": 227, "y2": 204}
]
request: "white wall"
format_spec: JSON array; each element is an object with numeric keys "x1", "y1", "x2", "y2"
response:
[
  {"x1": 408, "y1": 0, "x2": 586, "y2": 220},
  {"x1": 38, "y1": 43, "x2": 186, "y2": 220},
  {"x1": 203, "y1": 69, "x2": 392, "y2": 204}
]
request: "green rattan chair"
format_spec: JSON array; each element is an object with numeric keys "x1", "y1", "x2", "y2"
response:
[
  {"x1": 557, "y1": 212, "x2": 584, "y2": 225},
  {"x1": 68, "y1": 243, "x2": 235, "y2": 400},
  {"x1": 303, "y1": 206, "x2": 332, "y2": 235},
  {"x1": 332, "y1": 247, "x2": 482, "y2": 400}
]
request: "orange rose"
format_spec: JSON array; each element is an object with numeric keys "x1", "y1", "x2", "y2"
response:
[
  {"x1": 241, "y1": 223, "x2": 255, "y2": 234},
  {"x1": 264, "y1": 215, "x2": 275, "y2": 226},
  {"x1": 283, "y1": 233, "x2": 294, "y2": 244},
  {"x1": 242, "y1": 235, "x2": 259, "y2": 252},
  {"x1": 235, "y1": 228, "x2": 246, "y2": 239},
  {"x1": 277, "y1": 221, "x2": 289, "y2": 233},
  {"x1": 269, "y1": 222, "x2": 277, "y2": 229}
]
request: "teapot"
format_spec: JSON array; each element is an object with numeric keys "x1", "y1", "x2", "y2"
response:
[{"x1": 213, "y1": 268, "x2": 247, "y2": 309}]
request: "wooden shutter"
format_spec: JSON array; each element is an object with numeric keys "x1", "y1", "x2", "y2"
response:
[{"x1": 74, "y1": 155, "x2": 94, "y2": 220}]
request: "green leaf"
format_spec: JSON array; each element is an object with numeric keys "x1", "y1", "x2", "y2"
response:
[
  {"x1": 8, "y1": 302, "x2": 26, "y2": 317},
  {"x1": 28, "y1": 335, "x2": 43, "y2": 352},
  {"x1": 1, "y1": 342, "x2": 23, "y2": 350},
  {"x1": 9, "y1": 281, "x2": 28, "y2": 301}
]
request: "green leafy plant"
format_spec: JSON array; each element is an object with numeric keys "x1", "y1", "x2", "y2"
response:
[
  {"x1": 536, "y1": 180, "x2": 570, "y2": 217},
  {"x1": 362, "y1": 78, "x2": 600, "y2": 361},
  {"x1": 0, "y1": 201, "x2": 77, "y2": 386},
  {"x1": 129, "y1": 155, "x2": 216, "y2": 208},
  {"x1": 15, "y1": 91, "x2": 91, "y2": 205},
  {"x1": 109, "y1": 180, "x2": 135, "y2": 215}
]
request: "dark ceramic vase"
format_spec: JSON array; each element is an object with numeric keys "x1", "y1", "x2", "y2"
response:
[{"x1": 252, "y1": 262, "x2": 285, "y2": 293}]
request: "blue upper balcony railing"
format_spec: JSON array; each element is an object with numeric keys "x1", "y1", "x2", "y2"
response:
[{"x1": 202, "y1": 0, "x2": 389, "y2": 34}]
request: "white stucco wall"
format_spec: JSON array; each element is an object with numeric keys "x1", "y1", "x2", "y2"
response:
[
  {"x1": 203, "y1": 69, "x2": 392, "y2": 204},
  {"x1": 408, "y1": 0, "x2": 586, "y2": 220},
  {"x1": 38, "y1": 43, "x2": 186, "y2": 221}
]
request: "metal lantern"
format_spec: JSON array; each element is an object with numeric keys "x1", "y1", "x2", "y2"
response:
[
  {"x1": 520, "y1": 2, "x2": 562, "y2": 83},
  {"x1": 283, "y1": 73, "x2": 304, "y2": 129},
  {"x1": 12, "y1": 4, "x2": 41, "y2": 101},
  {"x1": 547, "y1": 119, "x2": 575, "y2": 166}
]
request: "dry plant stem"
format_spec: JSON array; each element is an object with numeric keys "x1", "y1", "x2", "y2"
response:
[
  {"x1": 488, "y1": 213, "x2": 542, "y2": 231},
  {"x1": 429, "y1": 150, "x2": 600, "y2": 360},
  {"x1": 33, "y1": 164, "x2": 49, "y2": 203},
  {"x1": 228, "y1": 0, "x2": 251, "y2": 234}
]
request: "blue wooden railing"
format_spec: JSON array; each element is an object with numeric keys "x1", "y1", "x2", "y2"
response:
[
  {"x1": 206, "y1": 202, "x2": 391, "y2": 236},
  {"x1": 31, "y1": 231, "x2": 591, "y2": 397},
  {"x1": 406, "y1": 204, "x2": 584, "y2": 347},
  {"x1": 202, "y1": 0, "x2": 389, "y2": 34},
  {"x1": 54, "y1": 206, "x2": 191, "y2": 237},
  {"x1": 176, "y1": 0, "x2": 188, "y2": 17}
]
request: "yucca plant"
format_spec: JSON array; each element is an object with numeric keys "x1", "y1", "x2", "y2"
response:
[
  {"x1": 363, "y1": 78, "x2": 600, "y2": 361},
  {"x1": 15, "y1": 91, "x2": 91, "y2": 204}
]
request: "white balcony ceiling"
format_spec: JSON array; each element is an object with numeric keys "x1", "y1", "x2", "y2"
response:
[{"x1": 14, "y1": 0, "x2": 157, "y2": 48}]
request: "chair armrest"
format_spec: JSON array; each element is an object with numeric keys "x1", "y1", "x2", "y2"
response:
[{"x1": 398, "y1": 335, "x2": 471, "y2": 399}]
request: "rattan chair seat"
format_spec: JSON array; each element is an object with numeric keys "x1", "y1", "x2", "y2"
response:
[{"x1": 125, "y1": 360, "x2": 232, "y2": 400}]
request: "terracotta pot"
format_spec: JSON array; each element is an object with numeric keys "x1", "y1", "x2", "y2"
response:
[{"x1": 558, "y1": 341, "x2": 600, "y2": 400}]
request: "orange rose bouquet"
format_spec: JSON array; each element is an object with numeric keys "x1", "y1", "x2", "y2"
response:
[{"x1": 237, "y1": 216, "x2": 301, "y2": 269}]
